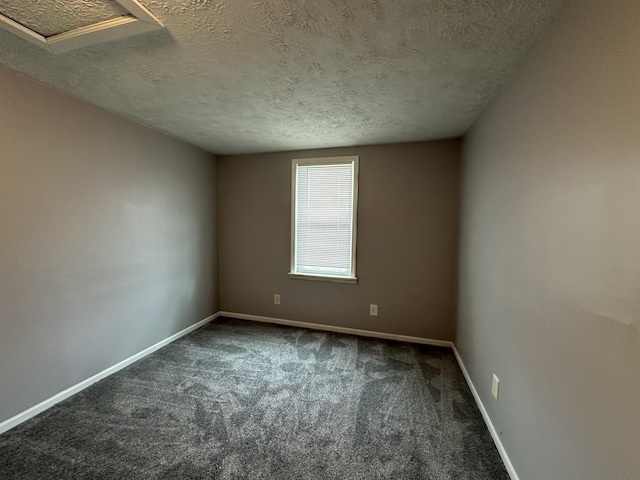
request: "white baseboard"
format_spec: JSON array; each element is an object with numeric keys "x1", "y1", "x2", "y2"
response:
[
  {"x1": 0, "y1": 312, "x2": 220, "y2": 435},
  {"x1": 452, "y1": 345, "x2": 520, "y2": 480},
  {"x1": 1, "y1": 309, "x2": 519, "y2": 480},
  {"x1": 218, "y1": 311, "x2": 454, "y2": 348}
]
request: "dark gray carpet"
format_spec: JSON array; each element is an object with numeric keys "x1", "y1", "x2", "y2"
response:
[{"x1": 0, "y1": 318, "x2": 508, "y2": 479}]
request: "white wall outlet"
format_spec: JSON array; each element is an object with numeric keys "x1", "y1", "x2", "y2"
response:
[
  {"x1": 369, "y1": 304, "x2": 378, "y2": 316},
  {"x1": 491, "y1": 374, "x2": 500, "y2": 401},
  {"x1": 274, "y1": 294, "x2": 281, "y2": 305}
]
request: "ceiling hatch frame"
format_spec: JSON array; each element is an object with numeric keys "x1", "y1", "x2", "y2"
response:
[{"x1": 0, "y1": 0, "x2": 163, "y2": 54}]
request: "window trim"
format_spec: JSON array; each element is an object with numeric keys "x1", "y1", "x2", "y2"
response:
[{"x1": 289, "y1": 155, "x2": 359, "y2": 284}]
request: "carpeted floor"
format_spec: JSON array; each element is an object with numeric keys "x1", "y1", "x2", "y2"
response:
[{"x1": 0, "y1": 318, "x2": 508, "y2": 479}]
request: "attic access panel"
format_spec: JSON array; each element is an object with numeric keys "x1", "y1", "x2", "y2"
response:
[{"x1": 0, "y1": 0, "x2": 163, "y2": 54}]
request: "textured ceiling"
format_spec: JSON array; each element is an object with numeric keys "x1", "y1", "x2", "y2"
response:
[
  {"x1": 0, "y1": 0, "x2": 567, "y2": 154},
  {"x1": 0, "y1": 0, "x2": 128, "y2": 37}
]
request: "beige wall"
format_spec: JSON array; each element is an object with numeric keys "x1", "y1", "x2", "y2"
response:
[
  {"x1": 218, "y1": 141, "x2": 460, "y2": 340},
  {"x1": 0, "y1": 65, "x2": 218, "y2": 424},
  {"x1": 457, "y1": 0, "x2": 640, "y2": 479}
]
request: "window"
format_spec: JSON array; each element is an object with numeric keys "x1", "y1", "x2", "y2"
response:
[{"x1": 289, "y1": 156, "x2": 359, "y2": 283}]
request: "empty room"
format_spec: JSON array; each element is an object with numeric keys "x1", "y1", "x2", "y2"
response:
[{"x1": 0, "y1": 0, "x2": 638, "y2": 479}]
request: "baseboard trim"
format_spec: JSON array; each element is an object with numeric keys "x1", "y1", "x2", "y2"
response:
[
  {"x1": 1, "y1": 310, "x2": 518, "y2": 480},
  {"x1": 219, "y1": 311, "x2": 454, "y2": 348},
  {"x1": 0, "y1": 312, "x2": 220, "y2": 435},
  {"x1": 452, "y1": 345, "x2": 520, "y2": 480}
]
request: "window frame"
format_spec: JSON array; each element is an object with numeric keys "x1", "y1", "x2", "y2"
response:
[{"x1": 289, "y1": 155, "x2": 359, "y2": 284}]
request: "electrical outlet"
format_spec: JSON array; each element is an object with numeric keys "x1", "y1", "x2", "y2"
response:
[
  {"x1": 491, "y1": 374, "x2": 500, "y2": 401},
  {"x1": 369, "y1": 304, "x2": 378, "y2": 316},
  {"x1": 274, "y1": 294, "x2": 281, "y2": 305}
]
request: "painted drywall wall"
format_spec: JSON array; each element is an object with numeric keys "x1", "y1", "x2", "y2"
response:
[
  {"x1": 218, "y1": 141, "x2": 460, "y2": 340},
  {"x1": 457, "y1": 0, "x2": 640, "y2": 479},
  {"x1": 0, "y1": 64, "x2": 218, "y2": 424}
]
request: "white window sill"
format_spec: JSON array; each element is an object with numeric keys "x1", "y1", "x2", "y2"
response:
[{"x1": 288, "y1": 273, "x2": 358, "y2": 284}]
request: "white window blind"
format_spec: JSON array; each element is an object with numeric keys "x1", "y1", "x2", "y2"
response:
[{"x1": 290, "y1": 156, "x2": 358, "y2": 282}]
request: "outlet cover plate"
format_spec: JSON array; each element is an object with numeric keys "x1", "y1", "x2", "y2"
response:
[{"x1": 491, "y1": 374, "x2": 500, "y2": 400}]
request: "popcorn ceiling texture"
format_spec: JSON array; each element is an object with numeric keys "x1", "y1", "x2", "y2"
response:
[
  {"x1": 0, "y1": 0, "x2": 128, "y2": 37},
  {"x1": 0, "y1": 0, "x2": 567, "y2": 154}
]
